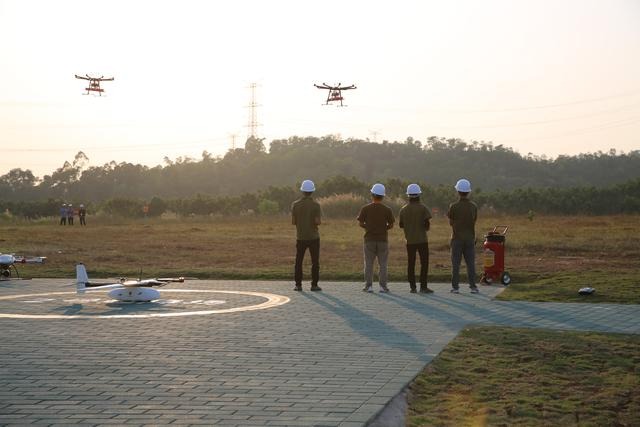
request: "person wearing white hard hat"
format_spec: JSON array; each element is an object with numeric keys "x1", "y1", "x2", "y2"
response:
[
  {"x1": 78, "y1": 204, "x2": 87, "y2": 226},
  {"x1": 399, "y1": 183, "x2": 433, "y2": 294},
  {"x1": 291, "y1": 180, "x2": 322, "y2": 291},
  {"x1": 357, "y1": 183, "x2": 395, "y2": 293},
  {"x1": 67, "y1": 203, "x2": 75, "y2": 225},
  {"x1": 59, "y1": 203, "x2": 67, "y2": 225},
  {"x1": 447, "y1": 178, "x2": 479, "y2": 294}
]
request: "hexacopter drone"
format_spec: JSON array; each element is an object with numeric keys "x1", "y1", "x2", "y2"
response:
[
  {"x1": 314, "y1": 82, "x2": 357, "y2": 106},
  {"x1": 75, "y1": 74, "x2": 114, "y2": 96}
]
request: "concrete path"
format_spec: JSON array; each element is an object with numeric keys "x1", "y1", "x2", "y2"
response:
[{"x1": 0, "y1": 279, "x2": 638, "y2": 426}]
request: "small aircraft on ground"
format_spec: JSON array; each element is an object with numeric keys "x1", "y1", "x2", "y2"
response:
[
  {"x1": 74, "y1": 74, "x2": 114, "y2": 96},
  {"x1": 314, "y1": 82, "x2": 357, "y2": 106},
  {"x1": 75, "y1": 263, "x2": 184, "y2": 302},
  {"x1": 0, "y1": 253, "x2": 47, "y2": 280}
]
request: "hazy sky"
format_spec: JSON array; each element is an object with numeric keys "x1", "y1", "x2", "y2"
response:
[{"x1": 1, "y1": 0, "x2": 639, "y2": 177}]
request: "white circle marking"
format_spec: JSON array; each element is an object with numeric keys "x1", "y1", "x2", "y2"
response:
[{"x1": 0, "y1": 289, "x2": 290, "y2": 319}]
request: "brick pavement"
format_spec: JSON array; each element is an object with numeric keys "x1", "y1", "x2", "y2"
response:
[{"x1": 0, "y1": 279, "x2": 638, "y2": 426}]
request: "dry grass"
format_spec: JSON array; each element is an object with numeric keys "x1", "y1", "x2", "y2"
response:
[{"x1": 1, "y1": 214, "x2": 639, "y2": 298}]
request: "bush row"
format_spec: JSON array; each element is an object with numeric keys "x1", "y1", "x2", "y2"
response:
[{"x1": 1, "y1": 176, "x2": 639, "y2": 219}]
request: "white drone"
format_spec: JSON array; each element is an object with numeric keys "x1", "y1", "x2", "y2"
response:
[
  {"x1": 75, "y1": 264, "x2": 184, "y2": 302},
  {"x1": 0, "y1": 253, "x2": 47, "y2": 280}
]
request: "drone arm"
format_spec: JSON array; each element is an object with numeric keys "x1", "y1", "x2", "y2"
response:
[{"x1": 157, "y1": 277, "x2": 185, "y2": 283}]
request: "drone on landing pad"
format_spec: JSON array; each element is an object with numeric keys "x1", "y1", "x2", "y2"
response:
[
  {"x1": 314, "y1": 82, "x2": 357, "y2": 106},
  {"x1": 74, "y1": 74, "x2": 114, "y2": 96},
  {"x1": 75, "y1": 263, "x2": 185, "y2": 302}
]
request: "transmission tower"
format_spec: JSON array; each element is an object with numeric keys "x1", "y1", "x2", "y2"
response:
[{"x1": 246, "y1": 83, "x2": 261, "y2": 139}]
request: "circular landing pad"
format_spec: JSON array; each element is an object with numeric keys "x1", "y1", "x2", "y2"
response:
[{"x1": 0, "y1": 289, "x2": 289, "y2": 319}]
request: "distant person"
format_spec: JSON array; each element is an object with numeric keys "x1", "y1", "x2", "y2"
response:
[
  {"x1": 399, "y1": 184, "x2": 433, "y2": 294},
  {"x1": 59, "y1": 204, "x2": 67, "y2": 225},
  {"x1": 291, "y1": 180, "x2": 322, "y2": 292},
  {"x1": 447, "y1": 179, "x2": 479, "y2": 294},
  {"x1": 79, "y1": 204, "x2": 87, "y2": 226},
  {"x1": 67, "y1": 204, "x2": 74, "y2": 225},
  {"x1": 357, "y1": 183, "x2": 394, "y2": 293}
]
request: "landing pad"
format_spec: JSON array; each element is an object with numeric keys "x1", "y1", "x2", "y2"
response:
[{"x1": 0, "y1": 288, "x2": 289, "y2": 319}]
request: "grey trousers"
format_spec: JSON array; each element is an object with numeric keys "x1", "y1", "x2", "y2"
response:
[
  {"x1": 364, "y1": 241, "x2": 389, "y2": 287},
  {"x1": 451, "y1": 239, "x2": 477, "y2": 290}
]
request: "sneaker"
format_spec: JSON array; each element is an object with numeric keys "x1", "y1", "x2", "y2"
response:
[
  {"x1": 379, "y1": 286, "x2": 390, "y2": 293},
  {"x1": 470, "y1": 288, "x2": 480, "y2": 294},
  {"x1": 450, "y1": 288, "x2": 460, "y2": 294},
  {"x1": 293, "y1": 285, "x2": 302, "y2": 292},
  {"x1": 409, "y1": 288, "x2": 417, "y2": 294},
  {"x1": 362, "y1": 285, "x2": 373, "y2": 293},
  {"x1": 420, "y1": 286, "x2": 434, "y2": 294},
  {"x1": 310, "y1": 285, "x2": 322, "y2": 292}
]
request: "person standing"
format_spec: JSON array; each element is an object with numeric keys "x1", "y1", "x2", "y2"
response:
[
  {"x1": 291, "y1": 180, "x2": 322, "y2": 292},
  {"x1": 357, "y1": 183, "x2": 395, "y2": 293},
  {"x1": 399, "y1": 184, "x2": 433, "y2": 294},
  {"x1": 447, "y1": 179, "x2": 479, "y2": 294},
  {"x1": 59, "y1": 203, "x2": 67, "y2": 225},
  {"x1": 67, "y1": 204, "x2": 74, "y2": 225},
  {"x1": 78, "y1": 204, "x2": 87, "y2": 226}
]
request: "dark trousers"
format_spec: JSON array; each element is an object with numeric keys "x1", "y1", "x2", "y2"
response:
[
  {"x1": 59, "y1": 217, "x2": 66, "y2": 225},
  {"x1": 68, "y1": 217, "x2": 74, "y2": 225},
  {"x1": 79, "y1": 216, "x2": 86, "y2": 226},
  {"x1": 451, "y1": 239, "x2": 477, "y2": 290},
  {"x1": 407, "y1": 242, "x2": 429, "y2": 289},
  {"x1": 294, "y1": 239, "x2": 320, "y2": 286}
]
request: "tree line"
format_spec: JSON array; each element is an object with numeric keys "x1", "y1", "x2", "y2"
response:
[
  {"x1": 2, "y1": 136, "x2": 639, "y2": 204},
  {"x1": 2, "y1": 176, "x2": 639, "y2": 219}
]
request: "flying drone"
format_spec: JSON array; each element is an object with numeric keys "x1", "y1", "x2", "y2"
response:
[
  {"x1": 314, "y1": 82, "x2": 357, "y2": 106},
  {"x1": 74, "y1": 74, "x2": 114, "y2": 96},
  {"x1": 0, "y1": 252, "x2": 47, "y2": 280},
  {"x1": 75, "y1": 263, "x2": 185, "y2": 302}
]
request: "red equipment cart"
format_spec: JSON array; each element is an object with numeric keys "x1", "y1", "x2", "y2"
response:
[{"x1": 480, "y1": 225, "x2": 511, "y2": 285}]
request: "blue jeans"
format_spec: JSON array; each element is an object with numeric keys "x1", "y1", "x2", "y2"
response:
[{"x1": 451, "y1": 239, "x2": 477, "y2": 290}]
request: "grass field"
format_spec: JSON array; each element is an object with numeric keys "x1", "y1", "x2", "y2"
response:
[
  {"x1": 406, "y1": 326, "x2": 640, "y2": 426},
  {"x1": 1, "y1": 214, "x2": 638, "y2": 302}
]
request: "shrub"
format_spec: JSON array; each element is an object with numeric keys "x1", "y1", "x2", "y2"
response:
[
  {"x1": 317, "y1": 193, "x2": 367, "y2": 218},
  {"x1": 257, "y1": 199, "x2": 280, "y2": 215}
]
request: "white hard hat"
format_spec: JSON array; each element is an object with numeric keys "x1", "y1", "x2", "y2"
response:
[
  {"x1": 454, "y1": 179, "x2": 472, "y2": 193},
  {"x1": 406, "y1": 183, "x2": 422, "y2": 195},
  {"x1": 371, "y1": 183, "x2": 386, "y2": 196},
  {"x1": 80, "y1": 204, "x2": 84, "y2": 207},
  {"x1": 300, "y1": 180, "x2": 315, "y2": 192}
]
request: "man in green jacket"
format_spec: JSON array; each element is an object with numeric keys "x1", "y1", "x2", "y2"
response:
[
  {"x1": 447, "y1": 178, "x2": 479, "y2": 294},
  {"x1": 399, "y1": 183, "x2": 433, "y2": 294},
  {"x1": 291, "y1": 180, "x2": 322, "y2": 291}
]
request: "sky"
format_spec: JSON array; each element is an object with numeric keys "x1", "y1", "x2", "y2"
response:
[{"x1": 1, "y1": 0, "x2": 639, "y2": 177}]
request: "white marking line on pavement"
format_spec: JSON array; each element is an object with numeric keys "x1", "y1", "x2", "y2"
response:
[{"x1": 0, "y1": 289, "x2": 290, "y2": 319}]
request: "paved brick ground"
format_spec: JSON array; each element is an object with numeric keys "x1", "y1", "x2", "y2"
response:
[{"x1": 1, "y1": 279, "x2": 638, "y2": 426}]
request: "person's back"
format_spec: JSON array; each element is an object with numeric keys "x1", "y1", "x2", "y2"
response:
[
  {"x1": 448, "y1": 198, "x2": 477, "y2": 242},
  {"x1": 358, "y1": 202, "x2": 394, "y2": 242},
  {"x1": 291, "y1": 196, "x2": 321, "y2": 241},
  {"x1": 399, "y1": 201, "x2": 430, "y2": 245}
]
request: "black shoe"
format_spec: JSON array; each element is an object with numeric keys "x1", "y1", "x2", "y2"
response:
[
  {"x1": 409, "y1": 288, "x2": 417, "y2": 293},
  {"x1": 420, "y1": 286, "x2": 434, "y2": 294},
  {"x1": 293, "y1": 285, "x2": 302, "y2": 291},
  {"x1": 310, "y1": 285, "x2": 322, "y2": 292}
]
